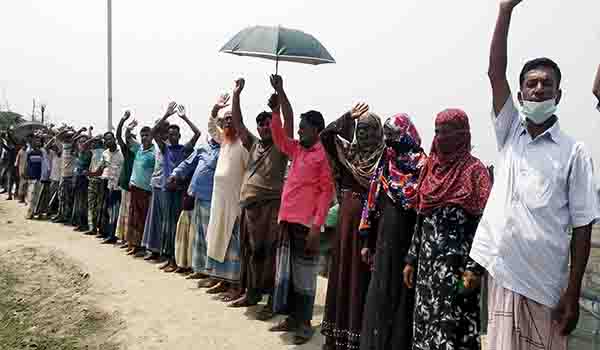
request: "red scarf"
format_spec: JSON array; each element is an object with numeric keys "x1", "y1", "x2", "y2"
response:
[{"x1": 416, "y1": 109, "x2": 492, "y2": 215}]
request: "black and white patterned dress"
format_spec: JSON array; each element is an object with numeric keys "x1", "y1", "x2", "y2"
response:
[{"x1": 406, "y1": 206, "x2": 482, "y2": 350}]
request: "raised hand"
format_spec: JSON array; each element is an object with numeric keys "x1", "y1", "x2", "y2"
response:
[
  {"x1": 500, "y1": 0, "x2": 523, "y2": 9},
  {"x1": 270, "y1": 74, "x2": 284, "y2": 93},
  {"x1": 268, "y1": 93, "x2": 280, "y2": 112},
  {"x1": 122, "y1": 110, "x2": 131, "y2": 121},
  {"x1": 165, "y1": 101, "x2": 178, "y2": 117},
  {"x1": 351, "y1": 102, "x2": 369, "y2": 119},
  {"x1": 233, "y1": 78, "x2": 245, "y2": 96},
  {"x1": 177, "y1": 105, "x2": 186, "y2": 118},
  {"x1": 127, "y1": 119, "x2": 138, "y2": 130},
  {"x1": 212, "y1": 93, "x2": 231, "y2": 117}
]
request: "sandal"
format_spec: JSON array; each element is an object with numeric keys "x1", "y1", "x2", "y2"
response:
[
  {"x1": 293, "y1": 324, "x2": 315, "y2": 345},
  {"x1": 269, "y1": 318, "x2": 298, "y2": 332},
  {"x1": 198, "y1": 279, "x2": 219, "y2": 289},
  {"x1": 255, "y1": 305, "x2": 275, "y2": 321}
]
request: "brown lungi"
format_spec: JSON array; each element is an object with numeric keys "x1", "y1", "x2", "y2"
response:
[
  {"x1": 127, "y1": 185, "x2": 152, "y2": 247},
  {"x1": 239, "y1": 200, "x2": 280, "y2": 295}
]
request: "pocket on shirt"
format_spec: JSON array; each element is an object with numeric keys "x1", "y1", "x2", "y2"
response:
[{"x1": 520, "y1": 171, "x2": 553, "y2": 209}]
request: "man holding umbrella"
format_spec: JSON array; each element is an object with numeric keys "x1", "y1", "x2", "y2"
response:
[{"x1": 269, "y1": 75, "x2": 335, "y2": 345}]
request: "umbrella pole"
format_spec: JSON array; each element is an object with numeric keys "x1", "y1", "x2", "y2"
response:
[{"x1": 275, "y1": 56, "x2": 279, "y2": 75}]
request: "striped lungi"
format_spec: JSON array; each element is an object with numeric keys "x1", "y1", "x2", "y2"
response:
[
  {"x1": 486, "y1": 276, "x2": 567, "y2": 350},
  {"x1": 25, "y1": 180, "x2": 43, "y2": 219},
  {"x1": 191, "y1": 199, "x2": 211, "y2": 273},
  {"x1": 115, "y1": 189, "x2": 131, "y2": 241},
  {"x1": 87, "y1": 177, "x2": 103, "y2": 231},
  {"x1": 161, "y1": 190, "x2": 183, "y2": 260},
  {"x1": 175, "y1": 210, "x2": 195, "y2": 268},
  {"x1": 127, "y1": 185, "x2": 152, "y2": 247}
]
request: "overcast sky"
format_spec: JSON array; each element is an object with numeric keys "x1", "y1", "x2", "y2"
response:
[{"x1": 1, "y1": 0, "x2": 599, "y2": 166}]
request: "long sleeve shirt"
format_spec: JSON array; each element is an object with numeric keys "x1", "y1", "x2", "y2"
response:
[
  {"x1": 172, "y1": 139, "x2": 220, "y2": 203},
  {"x1": 270, "y1": 111, "x2": 334, "y2": 228}
]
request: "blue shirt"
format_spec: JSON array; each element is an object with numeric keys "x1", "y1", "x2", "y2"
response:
[
  {"x1": 129, "y1": 143, "x2": 156, "y2": 192},
  {"x1": 172, "y1": 140, "x2": 220, "y2": 202},
  {"x1": 163, "y1": 144, "x2": 189, "y2": 191}
]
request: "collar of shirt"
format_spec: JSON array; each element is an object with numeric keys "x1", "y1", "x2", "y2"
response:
[{"x1": 519, "y1": 118, "x2": 562, "y2": 144}]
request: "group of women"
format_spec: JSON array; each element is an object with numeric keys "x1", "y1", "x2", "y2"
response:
[{"x1": 320, "y1": 105, "x2": 492, "y2": 350}]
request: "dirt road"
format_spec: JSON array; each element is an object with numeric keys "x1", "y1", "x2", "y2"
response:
[{"x1": 0, "y1": 199, "x2": 327, "y2": 350}]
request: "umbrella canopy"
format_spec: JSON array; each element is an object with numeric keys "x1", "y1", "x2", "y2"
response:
[
  {"x1": 220, "y1": 25, "x2": 335, "y2": 69},
  {"x1": 12, "y1": 121, "x2": 47, "y2": 142}
]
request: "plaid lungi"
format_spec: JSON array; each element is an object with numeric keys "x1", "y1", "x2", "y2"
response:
[
  {"x1": 486, "y1": 276, "x2": 567, "y2": 350},
  {"x1": 191, "y1": 199, "x2": 211, "y2": 273},
  {"x1": 272, "y1": 222, "x2": 319, "y2": 323},
  {"x1": 25, "y1": 180, "x2": 43, "y2": 219}
]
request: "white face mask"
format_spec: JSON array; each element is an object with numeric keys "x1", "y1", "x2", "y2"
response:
[{"x1": 521, "y1": 98, "x2": 557, "y2": 125}]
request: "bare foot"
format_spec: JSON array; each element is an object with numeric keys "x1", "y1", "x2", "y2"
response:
[
  {"x1": 164, "y1": 263, "x2": 178, "y2": 273},
  {"x1": 197, "y1": 278, "x2": 218, "y2": 289},
  {"x1": 206, "y1": 281, "x2": 229, "y2": 294},
  {"x1": 221, "y1": 287, "x2": 243, "y2": 302},
  {"x1": 228, "y1": 294, "x2": 260, "y2": 308}
]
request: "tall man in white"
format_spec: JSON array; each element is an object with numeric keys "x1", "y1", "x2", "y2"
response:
[{"x1": 470, "y1": 1, "x2": 600, "y2": 349}]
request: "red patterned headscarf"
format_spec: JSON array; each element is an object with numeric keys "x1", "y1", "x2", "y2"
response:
[{"x1": 416, "y1": 109, "x2": 492, "y2": 215}]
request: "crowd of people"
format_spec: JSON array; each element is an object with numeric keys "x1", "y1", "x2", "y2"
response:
[{"x1": 1, "y1": 1, "x2": 600, "y2": 350}]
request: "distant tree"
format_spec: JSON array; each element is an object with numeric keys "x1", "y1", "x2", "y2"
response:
[{"x1": 0, "y1": 111, "x2": 26, "y2": 130}]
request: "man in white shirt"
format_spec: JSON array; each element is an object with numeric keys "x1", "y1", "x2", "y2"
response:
[
  {"x1": 88, "y1": 131, "x2": 123, "y2": 244},
  {"x1": 470, "y1": 1, "x2": 600, "y2": 349}
]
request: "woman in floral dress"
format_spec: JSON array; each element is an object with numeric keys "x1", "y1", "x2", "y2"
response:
[
  {"x1": 403, "y1": 109, "x2": 492, "y2": 350},
  {"x1": 359, "y1": 113, "x2": 427, "y2": 350}
]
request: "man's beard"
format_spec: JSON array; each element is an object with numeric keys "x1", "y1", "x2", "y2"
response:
[{"x1": 223, "y1": 127, "x2": 238, "y2": 144}]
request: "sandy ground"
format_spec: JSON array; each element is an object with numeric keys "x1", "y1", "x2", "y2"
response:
[{"x1": 0, "y1": 198, "x2": 327, "y2": 350}]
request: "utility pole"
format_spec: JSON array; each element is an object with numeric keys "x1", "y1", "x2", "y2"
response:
[
  {"x1": 41, "y1": 104, "x2": 46, "y2": 124},
  {"x1": 107, "y1": 0, "x2": 113, "y2": 131},
  {"x1": 31, "y1": 98, "x2": 36, "y2": 121}
]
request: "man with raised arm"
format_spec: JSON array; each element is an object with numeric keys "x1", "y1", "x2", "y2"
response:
[
  {"x1": 228, "y1": 77, "x2": 292, "y2": 321},
  {"x1": 141, "y1": 108, "x2": 173, "y2": 262},
  {"x1": 115, "y1": 112, "x2": 138, "y2": 248},
  {"x1": 154, "y1": 102, "x2": 201, "y2": 272},
  {"x1": 470, "y1": 1, "x2": 600, "y2": 349},
  {"x1": 168, "y1": 98, "x2": 223, "y2": 283},
  {"x1": 52, "y1": 126, "x2": 87, "y2": 223},
  {"x1": 120, "y1": 113, "x2": 155, "y2": 257},
  {"x1": 268, "y1": 75, "x2": 335, "y2": 345}
]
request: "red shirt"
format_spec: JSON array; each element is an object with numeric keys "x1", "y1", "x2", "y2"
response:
[{"x1": 271, "y1": 112, "x2": 334, "y2": 228}]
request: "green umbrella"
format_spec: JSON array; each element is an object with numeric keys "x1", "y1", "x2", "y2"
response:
[{"x1": 220, "y1": 25, "x2": 335, "y2": 73}]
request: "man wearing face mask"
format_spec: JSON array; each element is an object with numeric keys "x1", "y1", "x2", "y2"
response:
[{"x1": 469, "y1": 1, "x2": 600, "y2": 350}]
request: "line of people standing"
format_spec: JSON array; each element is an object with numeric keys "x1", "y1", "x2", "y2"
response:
[{"x1": 2, "y1": 2, "x2": 600, "y2": 348}]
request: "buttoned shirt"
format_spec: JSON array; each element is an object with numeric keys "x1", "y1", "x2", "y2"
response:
[
  {"x1": 172, "y1": 140, "x2": 220, "y2": 203},
  {"x1": 470, "y1": 96, "x2": 600, "y2": 307},
  {"x1": 270, "y1": 112, "x2": 334, "y2": 228}
]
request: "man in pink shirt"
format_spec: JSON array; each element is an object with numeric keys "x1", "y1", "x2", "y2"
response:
[{"x1": 268, "y1": 75, "x2": 335, "y2": 345}]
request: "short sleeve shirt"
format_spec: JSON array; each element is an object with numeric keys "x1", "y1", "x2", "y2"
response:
[
  {"x1": 129, "y1": 143, "x2": 156, "y2": 192},
  {"x1": 470, "y1": 96, "x2": 600, "y2": 307},
  {"x1": 101, "y1": 148, "x2": 124, "y2": 190}
]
